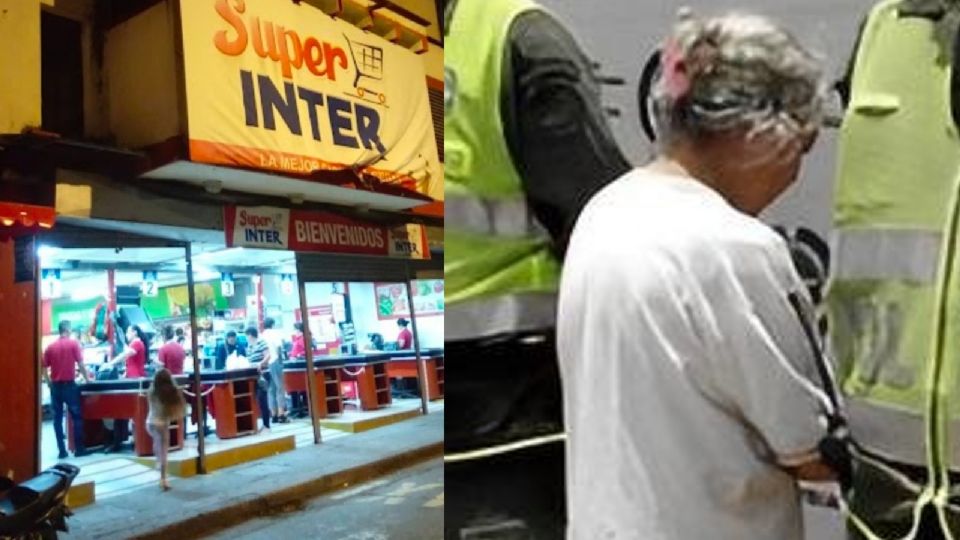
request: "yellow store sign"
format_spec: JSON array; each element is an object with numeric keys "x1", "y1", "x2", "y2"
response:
[{"x1": 180, "y1": 0, "x2": 440, "y2": 199}]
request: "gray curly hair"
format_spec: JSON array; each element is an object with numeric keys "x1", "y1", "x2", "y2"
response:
[{"x1": 651, "y1": 9, "x2": 825, "y2": 145}]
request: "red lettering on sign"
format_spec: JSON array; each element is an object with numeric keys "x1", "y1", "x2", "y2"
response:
[
  {"x1": 238, "y1": 210, "x2": 272, "y2": 229},
  {"x1": 213, "y1": 0, "x2": 348, "y2": 82},
  {"x1": 213, "y1": 0, "x2": 247, "y2": 56}
]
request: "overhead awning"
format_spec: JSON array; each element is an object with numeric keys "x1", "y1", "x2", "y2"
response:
[{"x1": 141, "y1": 160, "x2": 432, "y2": 214}]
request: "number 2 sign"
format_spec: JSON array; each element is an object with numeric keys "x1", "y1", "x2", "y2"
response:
[{"x1": 141, "y1": 271, "x2": 159, "y2": 297}]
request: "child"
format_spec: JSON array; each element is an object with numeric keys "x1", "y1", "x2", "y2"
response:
[{"x1": 147, "y1": 368, "x2": 186, "y2": 491}]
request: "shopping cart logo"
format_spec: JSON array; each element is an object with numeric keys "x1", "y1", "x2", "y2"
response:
[{"x1": 344, "y1": 34, "x2": 388, "y2": 107}]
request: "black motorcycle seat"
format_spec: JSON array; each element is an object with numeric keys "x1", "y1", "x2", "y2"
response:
[
  {"x1": 19, "y1": 475, "x2": 63, "y2": 500},
  {"x1": 0, "y1": 476, "x2": 14, "y2": 493},
  {"x1": 0, "y1": 466, "x2": 77, "y2": 536}
]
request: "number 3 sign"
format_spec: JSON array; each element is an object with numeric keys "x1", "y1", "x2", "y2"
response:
[{"x1": 221, "y1": 273, "x2": 235, "y2": 297}]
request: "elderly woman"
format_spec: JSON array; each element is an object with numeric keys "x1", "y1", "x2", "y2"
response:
[{"x1": 557, "y1": 10, "x2": 836, "y2": 540}]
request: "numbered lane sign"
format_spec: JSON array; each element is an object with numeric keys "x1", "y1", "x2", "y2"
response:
[
  {"x1": 280, "y1": 274, "x2": 294, "y2": 295},
  {"x1": 41, "y1": 269, "x2": 61, "y2": 299},
  {"x1": 141, "y1": 271, "x2": 159, "y2": 297},
  {"x1": 221, "y1": 272, "x2": 235, "y2": 297}
]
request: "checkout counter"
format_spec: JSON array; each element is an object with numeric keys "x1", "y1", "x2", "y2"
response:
[
  {"x1": 384, "y1": 347, "x2": 444, "y2": 401},
  {"x1": 284, "y1": 354, "x2": 393, "y2": 413},
  {"x1": 69, "y1": 367, "x2": 262, "y2": 455}
]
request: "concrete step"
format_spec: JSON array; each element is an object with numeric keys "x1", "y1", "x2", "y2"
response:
[
  {"x1": 132, "y1": 433, "x2": 296, "y2": 477},
  {"x1": 320, "y1": 407, "x2": 421, "y2": 433},
  {"x1": 65, "y1": 480, "x2": 95, "y2": 509}
]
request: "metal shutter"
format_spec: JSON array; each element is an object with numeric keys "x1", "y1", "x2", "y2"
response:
[{"x1": 296, "y1": 253, "x2": 415, "y2": 283}]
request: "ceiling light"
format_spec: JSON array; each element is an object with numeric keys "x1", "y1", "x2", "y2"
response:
[
  {"x1": 37, "y1": 245, "x2": 60, "y2": 258},
  {"x1": 71, "y1": 288, "x2": 105, "y2": 302}
]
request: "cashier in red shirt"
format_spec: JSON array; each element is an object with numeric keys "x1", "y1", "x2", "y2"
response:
[
  {"x1": 396, "y1": 318, "x2": 413, "y2": 350},
  {"x1": 290, "y1": 322, "x2": 307, "y2": 360},
  {"x1": 102, "y1": 324, "x2": 153, "y2": 453},
  {"x1": 158, "y1": 325, "x2": 186, "y2": 375},
  {"x1": 111, "y1": 324, "x2": 149, "y2": 378},
  {"x1": 42, "y1": 320, "x2": 90, "y2": 459}
]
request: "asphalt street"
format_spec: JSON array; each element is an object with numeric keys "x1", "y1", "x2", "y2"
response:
[{"x1": 203, "y1": 458, "x2": 443, "y2": 540}]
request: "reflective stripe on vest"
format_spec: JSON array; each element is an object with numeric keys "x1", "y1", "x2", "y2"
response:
[
  {"x1": 446, "y1": 193, "x2": 548, "y2": 238},
  {"x1": 446, "y1": 292, "x2": 556, "y2": 341},
  {"x1": 847, "y1": 397, "x2": 960, "y2": 471},
  {"x1": 846, "y1": 397, "x2": 928, "y2": 466},
  {"x1": 832, "y1": 228, "x2": 942, "y2": 283}
]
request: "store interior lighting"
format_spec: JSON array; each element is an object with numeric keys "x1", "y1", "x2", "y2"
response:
[
  {"x1": 70, "y1": 288, "x2": 108, "y2": 302},
  {"x1": 37, "y1": 245, "x2": 61, "y2": 259},
  {"x1": 192, "y1": 265, "x2": 220, "y2": 282}
]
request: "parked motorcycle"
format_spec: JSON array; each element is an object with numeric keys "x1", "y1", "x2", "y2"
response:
[{"x1": 0, "y1": 464, "x2": 79, "y2": 540}]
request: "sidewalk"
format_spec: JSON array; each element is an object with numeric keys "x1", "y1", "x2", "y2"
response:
[{"x1": 65, "y1": 411, "x2": 444, "y2": 539}]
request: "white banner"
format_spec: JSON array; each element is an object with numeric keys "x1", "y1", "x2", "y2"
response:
[{"x1": 180, "y1": 0, "x2": 441, "y2": 200}]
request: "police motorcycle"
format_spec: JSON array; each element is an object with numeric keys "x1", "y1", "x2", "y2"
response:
[{"x1": 0, "y1": 464, "x2": 80, "y2": 540}]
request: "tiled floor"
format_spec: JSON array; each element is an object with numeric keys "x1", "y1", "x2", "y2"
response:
[
  {"x1": 270, "y1": 417, "x2": 350, "y2": 447},
  {"x1": 41, "y1": 397, "x2": 441, "y2": 500}
]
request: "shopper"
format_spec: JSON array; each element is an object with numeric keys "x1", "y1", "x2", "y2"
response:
[
  {"x1": 245, "y1": 326, "x2": 271, "y2": 433},
  {"x1": 557, "y1": 11, "x2": 835, "y2": 540},
  {"x1": 145, "y1": 368, "x2": 186, "y2": 491},
  {"x1": 288, "y1": 323, "x2": 310, "y2": 418},
  {"x1": 158, "y1": 325, "x2": 185, "y2": 375},
  {"x1": 42, "y1": 320, "x2": 90, "y2": 459},
  {"x1": 175, "y1": 327, "x2": 186, "y2": 347},
  {"x1": 290, "y1": 322, "x2": 307, "y2": 359},
  {"x1": 214, "y1": 330, "x2": 246, "y2": 370},
  {"x1": 261, "y1": 318, "x2": 288, "y2": 424},
  {"x1": 395, "y1": 318, "x2": 413, "y2": 350},
  {"x1": 366, "y1": 333, "x2": 385, "y2": 351}
]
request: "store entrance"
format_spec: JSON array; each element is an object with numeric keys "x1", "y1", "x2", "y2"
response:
[
  {"x1": 39, "y1": 253, "x2": 193, "y2": 466},
  {"x1": 35, "y1": 223, "x2": 443, "y2": 502},
  {"x1": 36, "y1": 226, "x2": 199, "y2": 499},
  {"x1": 295, "y1": 253, "x2": 445, "y2": 435},
  {"x1": 35, "y1": 225, "x2": 314, "y2": 499}
]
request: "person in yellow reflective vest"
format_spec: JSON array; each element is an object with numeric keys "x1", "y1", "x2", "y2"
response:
[
  {"x1": 444, "y1": 0, "x2": 630, "y2": 536},
  {"x1": 829, "y1": 0, "x2": 960, "y2": 537}
]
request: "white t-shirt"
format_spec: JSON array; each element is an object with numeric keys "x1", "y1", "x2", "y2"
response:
[
  {"x1": 557, "y1": 169, "x2": 833, "y2": 540},
  {"x1": 261, "y1": 328, "x2": 284, "y2": 366}
]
